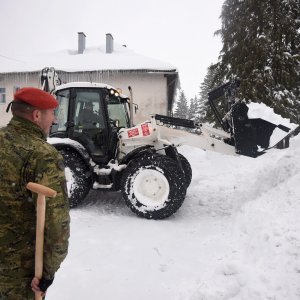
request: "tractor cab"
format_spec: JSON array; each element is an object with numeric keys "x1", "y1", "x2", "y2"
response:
[{"x1": 50, "y1": 82, "x2": 130, "y2": 164}]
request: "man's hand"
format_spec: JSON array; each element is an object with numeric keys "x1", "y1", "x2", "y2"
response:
[{"x1": 31, "y1": 277, "x2": 46, "y2": 297}]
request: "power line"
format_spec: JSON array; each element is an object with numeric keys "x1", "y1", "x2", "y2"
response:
[{"x1": 0, "y1": 53, "x2": 25, "y2": 63}]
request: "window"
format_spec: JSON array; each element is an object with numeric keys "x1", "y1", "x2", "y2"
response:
[
  {"x1": 0, "y1": 88, "x2": 6, "y2": 104},
  {"x1": 54, "y1": 89, "x2": 70, "y2": 132},
  {"x1": 106, "y1": 92, "x2": 130, "y2": 128},
  {"x1": 74, "y1": 90, "x2": 105, "y2": 130},
  {"x1": 107, "y1": 103, "x2": 129, "y2": 128}
]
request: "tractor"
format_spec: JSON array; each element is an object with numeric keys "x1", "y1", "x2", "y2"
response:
[{"x1": 42, "y1": 68, "x2": 296, "y2": 219}]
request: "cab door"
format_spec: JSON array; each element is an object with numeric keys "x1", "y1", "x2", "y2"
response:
[{"x1": 69, "y1": 88, "x2": 110, "y2": 162}]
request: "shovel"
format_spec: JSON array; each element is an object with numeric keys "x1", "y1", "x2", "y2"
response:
[{"x1": 26, "y1": 182, "x2": 57, "y2": 300}]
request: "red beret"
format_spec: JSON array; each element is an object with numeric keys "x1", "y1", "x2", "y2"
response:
[{"x1": 14, "y1": 87, "x2": 58, "y2": 109}]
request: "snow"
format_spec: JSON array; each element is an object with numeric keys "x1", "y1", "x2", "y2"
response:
[
  {"x1": 48, "y1": 138, "x2": 86, "y2": 153},
  {"x1": 248, "y1": 102, "x2": 298, "y2": 129},
  {"x1": 0, "y1": 43, "x2": 177, "y2": 74},
  {"x1": 247, "y1": 102, "x2": 298, "y2": 148},
  {"x1": 64, "y1": 167, "x2": 75, "y2": 198},
  {"x1": 46, "y1": 133, "x2": 300, "y2": 300}
]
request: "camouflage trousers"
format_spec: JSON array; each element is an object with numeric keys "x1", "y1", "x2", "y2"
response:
[{"x1": 0, "y1": 281, "x2": 35, "y2": 300}]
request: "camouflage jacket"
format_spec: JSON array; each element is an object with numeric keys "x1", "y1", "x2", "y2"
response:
[{"x1": 0, "y1": 116, "x2": 70, "y2": 284}]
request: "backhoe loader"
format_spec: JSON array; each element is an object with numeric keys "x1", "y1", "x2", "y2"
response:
[{"x1": 41, "y1": 67, "x2": 297, "y2": 219}]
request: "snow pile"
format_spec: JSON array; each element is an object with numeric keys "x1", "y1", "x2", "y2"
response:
[
  {"x1": 186, "y1": 135, "x2": 300, "y2": 299},
  {"x1": 247, "y1": 102, "x2": 299, "y2": 148},
  {"x1": 248, "y1": 102, "x2": 298, "y2": 129},
  {"x1": 46, "y1": 133, "x2": 300, "y2": 300}
]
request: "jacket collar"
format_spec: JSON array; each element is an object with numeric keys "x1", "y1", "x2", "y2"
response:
[{"x1": 8, "y1": 116, "x2": 47, "y2": 140}]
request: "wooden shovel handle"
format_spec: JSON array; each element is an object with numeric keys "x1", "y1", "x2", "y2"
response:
[
  {"x1": 35, "y1": 193, "x2": 46, "y2": 300},
  {"x1": 26, "y1": 182, "x2": 57, "y2": 197},
  {"x1": 26, "y1": 182, "x2": 57, "y2": 300}
]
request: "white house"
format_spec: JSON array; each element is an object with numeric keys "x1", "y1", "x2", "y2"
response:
[{"x1": 0, "y1": 33, "x2": 179, "y2": 127}]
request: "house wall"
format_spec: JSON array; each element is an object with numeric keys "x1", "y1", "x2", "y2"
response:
[
  {"x1": 0, "y1": 73, "x2": 38, "y2": 127},
  {"x1": 0, "y1": 71, "x2": 168, "y2": 127}
]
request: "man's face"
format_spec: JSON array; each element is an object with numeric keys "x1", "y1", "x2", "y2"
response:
[
  {"x1": 86, "y1": 103, "x2": 93, "y2": 110},
  {"x1": 35, "y1": 108, "x2": 57, "y2": 136}
]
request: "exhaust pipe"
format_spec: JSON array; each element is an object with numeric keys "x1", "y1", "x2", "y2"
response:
[{"x1": 128, "y1": 86, "x2": 134, "y2": 127}]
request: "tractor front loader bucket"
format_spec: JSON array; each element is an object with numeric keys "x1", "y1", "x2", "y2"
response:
[
  {"x1": 207, "y1": 79, "x2": 299, "y2": 158},
  {"x1": 231, "y1": 102, "x2": 298, "y2": 158}
]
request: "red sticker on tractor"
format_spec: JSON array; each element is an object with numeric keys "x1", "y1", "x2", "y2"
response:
[
  {"x1": 127, "y1": 128, "x2": 139, "y2": 138},
  {"x1": 141, "y1": 123, "x2": 150, "y2": 136}
]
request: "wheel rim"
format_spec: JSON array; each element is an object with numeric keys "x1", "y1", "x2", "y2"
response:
[{"x1": 133, "y1": 169, "x2": 170, "y2": 207}]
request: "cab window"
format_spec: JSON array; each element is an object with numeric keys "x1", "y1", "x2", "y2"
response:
[{"x1": 54, "y1": 89, "x2": 70, "y2": 132}]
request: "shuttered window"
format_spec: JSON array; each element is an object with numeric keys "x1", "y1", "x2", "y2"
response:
[{"x1": 0, "y1": 88, "x2": 5, "y2": 104}]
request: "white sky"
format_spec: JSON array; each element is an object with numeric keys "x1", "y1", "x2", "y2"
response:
[{"x1": 0, "y1": 0, "x2": 224, "y2": 99}]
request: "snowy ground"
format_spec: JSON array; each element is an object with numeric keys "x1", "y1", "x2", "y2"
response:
[{"x1": 47, "y1": 134, "x2": 300, "y2": 300}]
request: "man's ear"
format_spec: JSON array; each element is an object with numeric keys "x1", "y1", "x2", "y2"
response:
[{"x1": 32, "y1": 109, "x2": 41, "y2": 122}]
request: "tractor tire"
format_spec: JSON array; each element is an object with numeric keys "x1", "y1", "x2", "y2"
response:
[
  {"x1": 178, "y1": 153, "x2": 192, "y2": 188},
  {"x1": 59, "y1": 148, "x2": 92, "y2": 208},
  {"x1": 120, "y1": 153, "x2": 187, "y2": 219}
]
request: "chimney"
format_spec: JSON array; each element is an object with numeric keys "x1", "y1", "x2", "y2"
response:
[
  {"x1": 106, "y1": 33, "x2": 114, "y2": 54},
  {"x1": 78, "y1": 32, "x2": 86, "y2": 54}
]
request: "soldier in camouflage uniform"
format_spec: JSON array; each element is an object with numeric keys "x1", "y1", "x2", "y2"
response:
[{"x1": 0, "y1": 87, "x2": 70, "y2": 300}]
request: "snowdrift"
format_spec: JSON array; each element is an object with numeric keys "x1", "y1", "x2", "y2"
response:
[{"x1": 46, "y1": 133, "x2": 300, "y2": 300}]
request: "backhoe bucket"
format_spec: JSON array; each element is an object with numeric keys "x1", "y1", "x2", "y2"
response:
[{"x1": 231, "y1": 102, "x2": 297, "y2": 157}]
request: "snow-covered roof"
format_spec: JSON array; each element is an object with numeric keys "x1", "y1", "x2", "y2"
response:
[
  {"x1": 0, "y1": 43, "x2": 178, "y2": 74},
  {"x1": 56, "y1": 82, "x2": 118, "y2": 91}
]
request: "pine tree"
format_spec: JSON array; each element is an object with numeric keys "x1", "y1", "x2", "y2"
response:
[
  {"x1": 195, "y1": 96, "x2": 206, "y2": 123},
  {"x1": 173, "y1": 90, "x2": 189, "y2": 119},
  {"x1": 215, "y1": 0, "x2": 300, "y2": 122},
  {"x1": 198, "y1": 64, "x2": 224, "y2": 125},
  {"x1": 188, "y1": 96, "x2": 197, "y2": 120}
]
